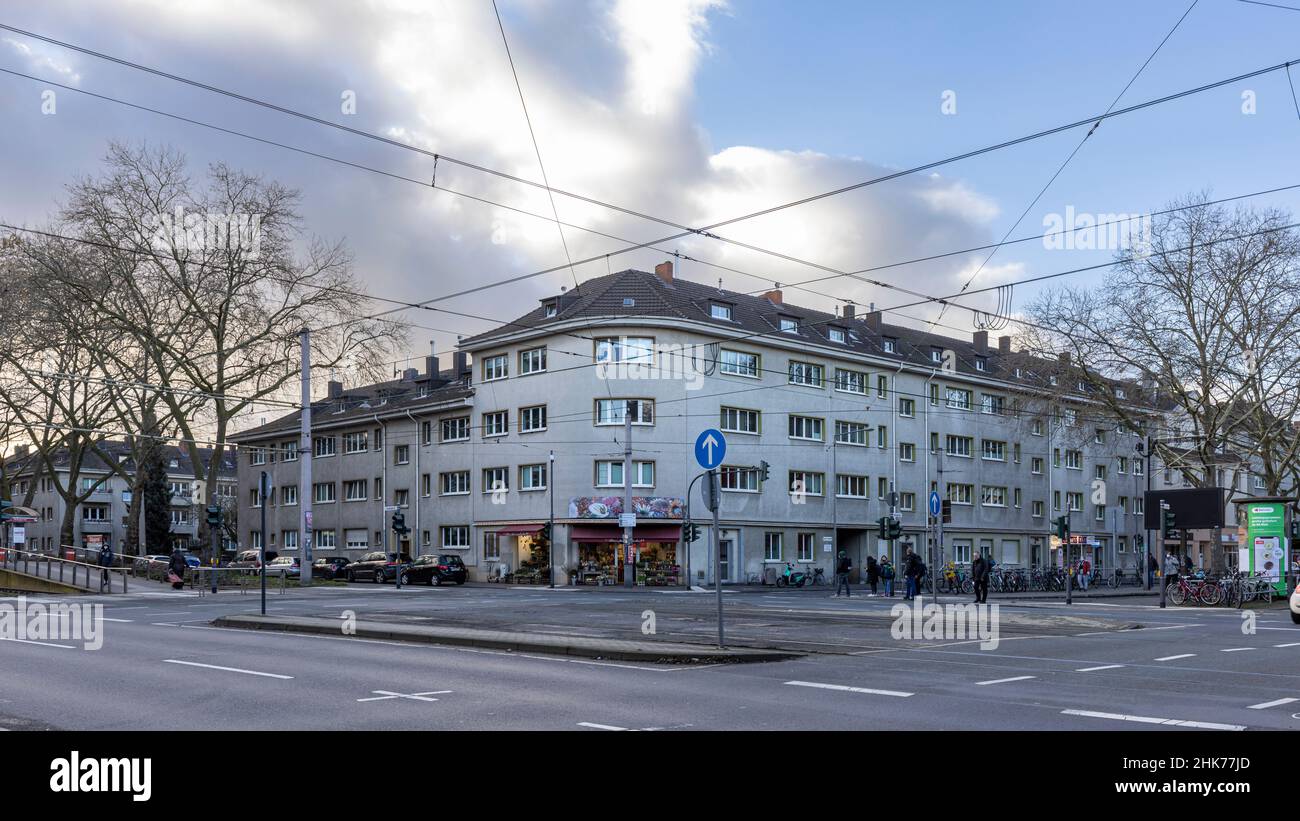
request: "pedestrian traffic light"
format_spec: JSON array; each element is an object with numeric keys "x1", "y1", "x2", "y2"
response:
[
  {"x1": 205, "y1": 505, "x2": 222, "y2": 528},
  {"x1": 887, "y1": 518, "x2": 902, "y2": 540},
  {"x1": 1054, "y1": 515, "x2": 1070, "y2": 541},
  {"x1": 1162, "y1": 509, "x2": 1176, "y2": 538},
  {"x1": 391, "y1": 511, "x2": 409, "y2": 536},
  {"x1": 758, "y1": 460, "x2": 770, "y2": 482}
]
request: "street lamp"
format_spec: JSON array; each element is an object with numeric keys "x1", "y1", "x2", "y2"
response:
[{"x1": 548, "y1": 450, "x2": 555, "y2": 589}]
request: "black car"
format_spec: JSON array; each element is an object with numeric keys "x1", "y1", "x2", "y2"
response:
[
  {"x1": 346, "y1": 551, "x2": 412, "y2": 583},
  {"x1": 400, "y1": 554, "x2": 468, "y2": 586},
  {"x1": 312, "y1": 557, "x2": 351, "y2": 580}
]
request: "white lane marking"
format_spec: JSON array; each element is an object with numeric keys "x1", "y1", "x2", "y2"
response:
[
  {"x1": 784, "y1": 680, "x2": 913, "y2": 698},
  {"x1": 0, "y1": 636, "x2": 75, "y2": 649},
  {"x1": 577, "y1": 722, "x2": 628, "y2": 731},
  {"x1": 161, "y1": 659, "x2": 293, "y2": 679},
  {"x1": 1275, "y1": 643, "x2": 1300, "y2": 648},
  {"x1": 1060, "y1": 709, "x2": 1245, "y2": 731},
  {"x1": 1133, "y1": 624, "x2": 1204, "y2": 631},
  {"x1": 356, "y1": 690, "x2": 451, "y2": 703},
  {"x1": 975, "y1": 675, "x2": 1036, "y2": 686},
  {"x1": 1155, "y1": 654, "x2": 1195, "y2": 661},
  {"x1": 1076, "y1": 664, "x2": 1124, "y2": 672},
  {"x1": 1221, "y1": 647, "x2": 1256, "y2": 652},
  {"x1": 1247, "y1": 697, "x2": 1298, "y2": 710},
  {"x1": 96, "y1": 617, "x2": 133, "y2": 623}
]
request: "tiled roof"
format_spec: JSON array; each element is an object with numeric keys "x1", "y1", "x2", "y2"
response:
[{"x1": 6, "y1": 440, "x2": 236, "y2": 477}]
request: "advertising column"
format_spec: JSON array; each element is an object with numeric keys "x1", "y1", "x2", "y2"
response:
[{"x1": 1244, "y1": 501, "x2": 1289, "y2": 595}]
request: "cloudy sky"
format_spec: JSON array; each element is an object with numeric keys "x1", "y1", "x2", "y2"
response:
[{"x1": 2, "y1": 0, "x2": 1298, "y2": 427}]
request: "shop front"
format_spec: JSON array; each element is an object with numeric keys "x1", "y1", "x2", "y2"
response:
[
  {"x1": 569, "y1": 524, "x2": 682, "y2": 586},
  {"x1": 491, "y1": 523, "x2": 550, "y2": 584}
]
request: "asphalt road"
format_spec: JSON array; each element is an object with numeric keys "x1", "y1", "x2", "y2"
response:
[{"x1": 3, "y1": 584, "x2": 1299, "y2": 731}]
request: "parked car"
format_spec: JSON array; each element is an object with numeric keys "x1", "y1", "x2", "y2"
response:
[
  {"x1": 133, "y1": 554, "x2": 171, "y2": 574},
  {"x1": 312, "y1": 557, "x2": 351, "y2": 580},
  {"x1": 401, "y1": 554, "x2": 468, "y2": 586},
  {"x1": 346, "y1": 551, "x2": 412, "y2": 583},
  {"x1": 266, "y1": 556, "x2": 300, "y2": 578},
  {"x1": 182, "y1": 554, "x2": 203, "y2": 568},
  {"x1": 1290, "y1": 578, "x2": 1300, "y2": 624},
  {"x1": 229, "y1": 550, "x2": 263, "y2": 572}
]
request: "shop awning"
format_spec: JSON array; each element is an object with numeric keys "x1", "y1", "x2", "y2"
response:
[
  {"x1": 493, "y1": 523, "x2": 544, "y2": 536},
  {"x1": 570, "y1": 524, "x2": 681, "y2": 542}
]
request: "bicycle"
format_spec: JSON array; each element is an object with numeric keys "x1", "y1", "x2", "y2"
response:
[{"x1": 808, "y1": 567, "x2": 829, "y2": 587}]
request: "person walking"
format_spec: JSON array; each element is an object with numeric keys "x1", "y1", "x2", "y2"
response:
[
  {"x1": 1078, "y1": 557, "x2": 1091, "y2": 591},
  {"x1": 971, "y1": 550, "x2": 989, "y2": 604},
  {"x1": 1163, "y1": 550, "x2": 1180, "y2": 592},
  {"x1": 903, "y1": 548, "x2": 921, "y2": 600},
  {"x1": 865, "y1": 554, "x2": 880, "y2": 596},
  {"x1": 97, "y1": 541, "x2": 115, "y2": 593},
  {"x1": 1147, "y1": 552, "x2": 1158, "y2": 588},
  {"x1": 834, "y1": 550, "x2": 852, "y2": 597},
  {"x1": 167, "y1": 547, "x2": 188, "y2": 591},
  {"x1": 880, "y1": 556, "x2": 895, "y2": 597}
]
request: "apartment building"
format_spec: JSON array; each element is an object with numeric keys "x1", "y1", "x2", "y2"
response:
[
  {"x1": 4, "y1": 440, "x2": 237, "y2": 554},
  {"x1": 232, "y1": 263, "x2": 1155, "y2": 584}
]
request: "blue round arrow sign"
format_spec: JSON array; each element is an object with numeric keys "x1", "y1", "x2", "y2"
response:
[
  {"x1": 694, "y1": 429, "x2": 727, "y2": 470},
  {"x1": 929, "y1": 490, "x2": 942, "y2": 517}
]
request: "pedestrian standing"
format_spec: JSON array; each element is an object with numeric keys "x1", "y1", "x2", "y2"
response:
[
  {"x1": 834, "y1": 550, "x2": 852, "y2": 597},
  {"x1": 880, "y1": 556, "x2": 895, "y2": 597},
  {"x1": 167, "y1": 548, "x2": 188, "y2": 590},
  {"x1": 1164, "y1": 551, "x2": 1180, "y2": 591},
  {"x1": 98, "y1": 541, "x2": 115, "y2": 593},
  {"x1": 903, "y1": 548, "x2": 920, "y2": 600},
  {"x1": 865, "y1": 554, "x2": 879, "y2": 596},
  {"x1": 1147, "y1": 552, "x2": 1158, "y2": 588},
  {"x1": 1079, "y1": 557, "x2": 1091, "y2": 591},
  {"x1": 971, "y1": 550, "x2": 989, "y2": 604}
]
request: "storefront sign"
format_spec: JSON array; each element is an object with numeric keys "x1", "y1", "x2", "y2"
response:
[{"x1": 569, "y1": 496, "x2": 684, "y2": 519}]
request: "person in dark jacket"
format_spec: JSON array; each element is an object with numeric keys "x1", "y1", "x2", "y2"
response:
[
  {"x1": 903, "y1": 549, "x2": 922, "y2": 600},
  {"x1": 865, "y1": 555, "x2": 880, "y2": 596},
  {"x1": 98, "y1": 542, "x2": 115, "y2": 592},
  {"x1": 834, "y1": 551, "x2": 852, "y2": 597},
  {"x1": 971, "y1": 551, "x2": 989, "y2": 603},
  {"x1": 880, "y1": 556, "x2": 895, "y2": 597},
  {"x1": 167, "y1": 548, "x2": 188, "y2": 590},
  {"x1": 1147, "y1": 552, "x2": 1158, "y2": 588}
]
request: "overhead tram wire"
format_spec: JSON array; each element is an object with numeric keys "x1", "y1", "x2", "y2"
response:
[
  {"x1": 0, "y1": 25, "x2": 1295, "y2": 313},
  {"x1": 931, "y1": 0, "x2": 1201, "y2": 329}
]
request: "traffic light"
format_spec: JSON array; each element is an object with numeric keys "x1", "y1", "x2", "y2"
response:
[
  {"x1": 205, "y1": 505, "x2": 222, "y2": 528},
  {"x1": 391, "y1": 510, "x2": 409, "y2": 536},
  {"x1": 1290, "y1": 519, "x2": 1298, "y2": 541},
  {"x1": 1161, "y1": 509, "x2": 1176, "y2": 539},
  {"x1": 876, "y1": 516, "x2": 888, "y2": 539},
  {"x1": 887, "y1": 518, "x2": 902, "y2": 540},
  {"x1": 541, "y1": 521, "x2": 552, "y2": 542},
  {"x1": 684, "y1": 522, "x2": 701, "y2": 543},
  {"x1": 1054, "y1": 515, "x2": 1070, "y2": 541},
  {"x1": 758, "y1": 460, "x2": 770, "y2": 483}
]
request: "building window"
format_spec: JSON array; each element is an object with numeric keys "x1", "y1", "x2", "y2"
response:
[
  {"x1": 945, "y1": 435, "x2": 973, "y2": 458},
  {"x1": 441, "y1": 416, "x2": 470, "y2": 442},
  {"x1": 828, "y1": 327, "x2": 846, "y2": 343},
  {"x1": 315, "y1": 530, "x2": 336, "y2": 550},
  {"x1": 482, "y1": 354, "x2": 509, "y2": 381},
  {"x1": 1031, "y1": 419, "x2": 1044, "y2": 436},
  {"x1": 981, "y1": 486, "x2": 1007, "y2": 507},
  {"x1": 835, "y1": 420, "x2": 868, "y2": 446},
  {"x1": 281, "y1": 441, "x2": 298, "y2": 462},
  {"x1": 945, "y1": 387, "x2": 971, "y2": 410},
  {"x1": 344, "y1": 479, "x2": 368, "y2": 502},
  {"x1": 483, "y1": 411, "x2": 509, "y2": 438},
  {"x1": 519, "y1": 464, "x2": 547, "y2": 491},
  {"x1": 520, "y1": 405, "x2": 548, "y2": 433},
  {"x1": 947, "y1": 483, "x2": 974, "y2": 505},
  {"x1": 1065, "y1": 450, "x2": 1082, "y2": 470},
  {"x1": 981, "y1": 394, "x2": 1004, "y2": 415},
  {"x1": 344, "y1": 529, "x2": 368, "y2": 551},
  {"x1": 779, "y1": 317, "x2": 799, "y2": 334},
  {"x1": 788, "y1": 471, "x2": 825, "y2": 497},
  {"x1": 975, "y1": 358, "x2": 987, "y2": 372},
  {"x1": 482, "y1": 467, "x2": 509, "y2": 494},
  {"x1": 1067, "y1": 492, "x2": 1083, "y2": 512},
  {"x1": 899, "y1": 398, "x2": 915, "y2": 417},
  {"x1": 344, "y1": 432, "x2": 368, "y2": 454},
  {"x1": 421, "y1": 421, "x2": 433, "y2": 445},
  {"x1": 797, "y1": 533, "x2": 815, "y2": 562},
  {"x1": 764, "y1": 532, "x2": 783, "y2": 561},
  {"x1": 899, "y1": 492, "x2": 915, "y2": 511},
  {"x1": 595, "y1": 399, "x2": 653, "y2": 426},
  {"x1": 1032, "y1": 501, "x2": 1044, "y2": 518},
  {"x1": 483, "y1": 531, "x2": 500, "y2": 561},
  {"x1": 1134, "y1": 498, "x2": 1145, "y2": 515},
  {"x1": 711, "y1": 303, "x2": 733, "y2": 321},
  {"x1": 250, "y1": 447, "x2": 267, "y2": 466},
  {"x1": 440, "y1": 471, "x2": 470, "y2": 495},
  {"x1": 837, "y1": 474, "x2": 868, "y2": 498},
  {"x1": 441, "y1": 526, "x2": 470, "y2": 548},
  {"x1": 519, "y1": 347, "x2": 547, "y2": 375},
  {"x1": 1031, "y1": 457, "x2": 1044, "y2": 475},
  {"x1": 313, "y1": 482, "x2": 336, "y2": 504},
  {"x1": 594, "y1": 336, "x2": 654, "y2": 364},
  {"x1": 719, "y1": 466, "x2": 761, "y2": 492},
  {"x1": 877, "y1": 375, "x2": 888, "y2": 398},
  {"x1": 981, "y1": 440, "x2": 1006, "y2": 461},
  {"x1": 883, "y1": 338, "x2": 897, "y2": 353},
  {"x1": 394, "y1": 489, "x2": 410, "y2": 507},
  {"x1": 421, "y1": 474, "x2": 432, "y2": 497},
  {"x1": 394, "y1": 445, "x2": 410, "y2": 465},
  {"x1": 876, "y1": 426, "x2": 888, "y2": 449},
  {"x1": 280, "y1": 485, "x2": 297, "y2": 506},
  {"x1": 788, "y1": 361, "x2": 824, "y2": 388},
  {"x1": 719, "y1": 349, "x2": 760, "y2": 378},
  {"x1": 720, "y1": 406, "x2": 760, "y2": 435},
  {"x1": 283, "y1": 530, "x2": 298, "y2": 551},
  {"x1": 314, "y1": 436, "x2": 336, "y2": 458},
  {"x1": 899, "y1": 442, "x2": 915, "y2": 462},
  {"x1": 82, "y1": 504, "x2": 109, "y2": 522},
  {"x1": 833, "y1": 368, "x2": 867, "y2": 394},
  {"x1": 788, "y1": 416, "x2": 824, "y2": 442},
  {"x1": 595, "y1": 461, "x2": 654, "y2": 488}
]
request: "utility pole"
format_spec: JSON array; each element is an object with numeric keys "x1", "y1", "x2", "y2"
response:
[
  {"x1": 1159, "y1": 498, "x2": 1170, "y2": 609},
  {"x1": 548, "y1": 449, "x2": 555, "y2": 588},
  {"x1": 622, "y1": 406, "x2": 634, "y2": 588},
  {"x1": 260, "y1": 470, "x2": 268, "y2": 615},
  {"x1": 711, "y1": 469, "x2": 722, "y2": 647},
  {"x1": 299, "y1": 328, "x2": 313, "y2": 586}
]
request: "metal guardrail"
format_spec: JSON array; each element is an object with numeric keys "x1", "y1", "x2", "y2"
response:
[{"x1": 0, "y1": 546, "x2": 129, "y2": 593}]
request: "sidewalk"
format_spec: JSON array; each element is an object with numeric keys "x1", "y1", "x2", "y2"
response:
[{"x1": 214, "y1": 613, "x2": 803, "y2": 664}]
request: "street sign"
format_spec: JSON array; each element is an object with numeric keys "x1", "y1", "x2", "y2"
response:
[
  {"x1": 822, "y1": 535, "x2": 833, "y2": 553},
  {"x1": 618, "y1": 512, "x2": 636, "y2": 529},
  {"x1": 928, "y1": 490, "x2": 941, "y2": 517},
  {"x1": 694, "y1": 429, "x2": 726, "y2": 470},
  {"x1": 383, "y1": 505, "x2": 400, "y2": 512}
]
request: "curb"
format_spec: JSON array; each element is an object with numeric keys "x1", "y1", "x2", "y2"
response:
[{"x1": 212, "y1": 614, "x2": 803, "y2": 664}]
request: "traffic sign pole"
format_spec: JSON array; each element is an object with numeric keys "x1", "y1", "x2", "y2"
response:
[{"x1": 693, "y1": 430, "x2": 728, "y2": 647}]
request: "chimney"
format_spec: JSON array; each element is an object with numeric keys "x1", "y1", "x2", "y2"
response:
[
  {"x1": 654, "y1": 260, "x2": 674, "y2": 284},
  {"x1": 1058, "y1": 351, "x2": 1071, "y2": 365},
  {"x1": 453, "y1": 351, "x2": 470, "y2": 379},
  {"x1": 15, "y1": 444, "x2": 28, "y2": 457},
  {"x1": 998, "y1": 335, "x2": 1011, "y2": 354},
  {"x1": 763, "y1": 289, "x2": 783, "y2": 306},
  {"x1": 426, "y1": 341, "x2": 440, "y2": 379},
  {"x1": 327, "y1": 380, "x2": 343, "y2": 399},
  {"x1": 973, "y1": 330, "x2": 988, "y2": 354},
  {"x1": 402, "y1": 368, "x2": 418, "y2": 381},
  {"x1": 843, "y1": 303, "x2": 855, "y2": 319},
  {"x1": 863, "y1": 310, "x2": 882, "y2": 333}
]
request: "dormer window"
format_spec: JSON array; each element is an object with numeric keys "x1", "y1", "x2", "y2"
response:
[
  {"x1": 1076, "y1": 380, "x2": 1086, "y2": 391},
  {"x1": 828, "y1": 327, "x2": 846, "y2": 344},
  {"x1": 1014, "y1": 367, "x2": 1023, "y2": 378},
  {"x1": 779, "y1": 317, "x2": 798, "y2": 334},
  {"x1": 710, "y1": 303, "x2": 732, "y2": 321},
  {"x1": 975, "y1": 358, "x2": 987, "y2": 372},
  {"x1": 882, "y1": 338, "x2": 897, "y2": 354},
  {"x1": 1049, "y1": 375, "x2": 1058, "y2": 385},
  {"x1": 930, "y1": 349, "x2": 943, "y2": 363},
  {"x1": 543, "y1": 300, "x2": 558, "y2": 318},
  {"x1": 1115, "y1": 387, "x2": 1127, "y2": 399}
]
